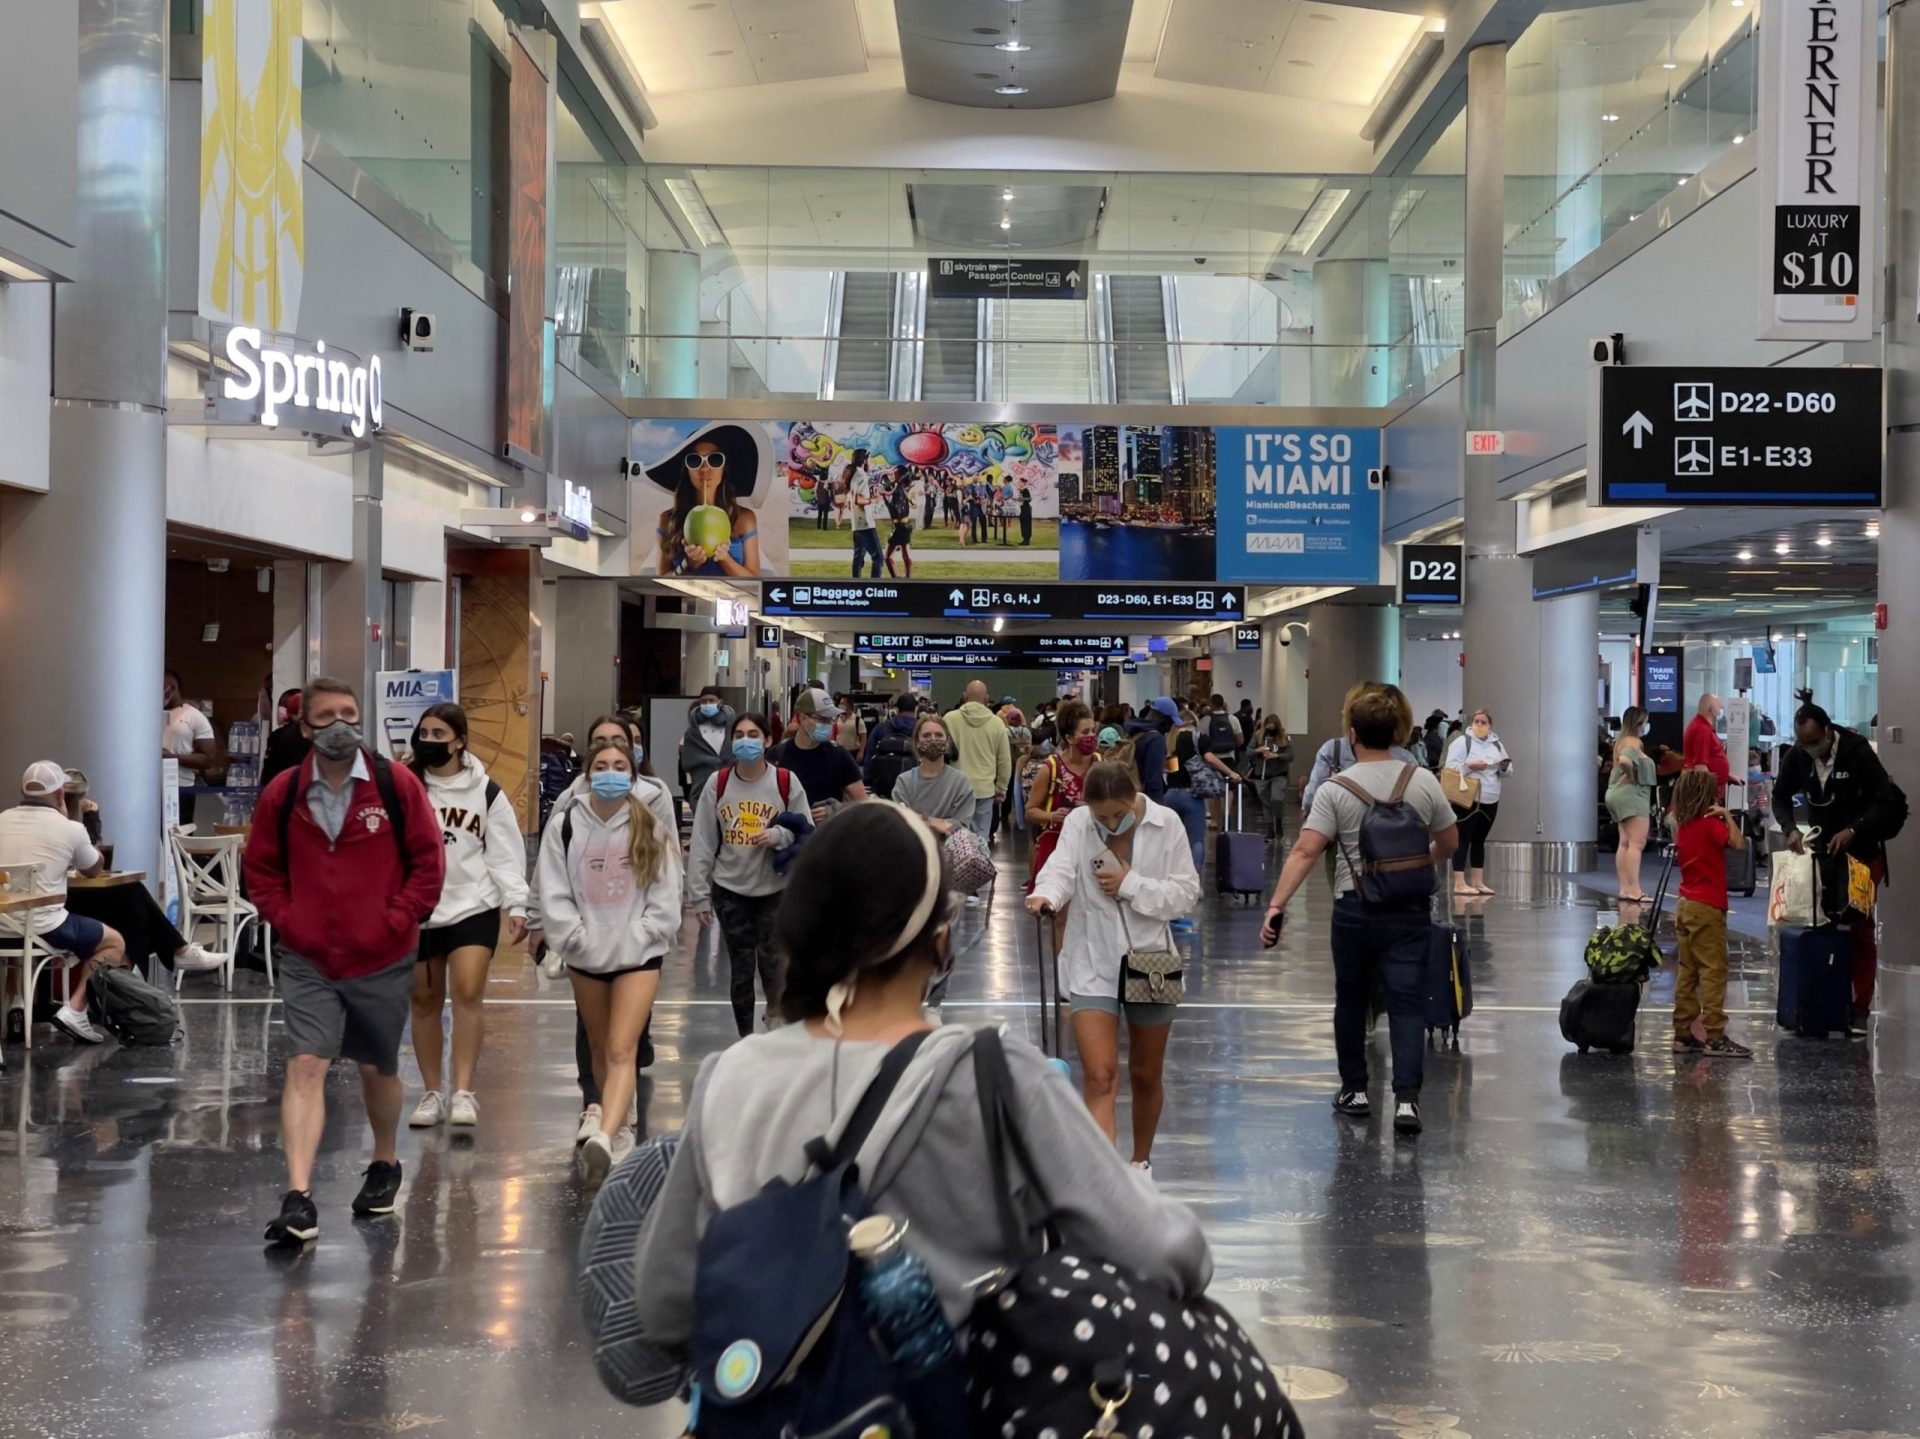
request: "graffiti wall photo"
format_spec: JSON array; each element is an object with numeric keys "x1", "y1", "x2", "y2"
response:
[
  {"x1": 1057, "y1": 424, "x2": 1219, "y2": 582},
  {"x1": 628, "y1": 419, "x2": 790, "y2": 578},
  {"x1": 783, "y1": 422, "x2": 1062, "y2": 580}
]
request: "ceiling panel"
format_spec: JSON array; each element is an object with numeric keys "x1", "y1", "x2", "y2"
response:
[
  {"x1": 896, "y1": 0, "x2": 1137, "y2": 108},
  {"x1": 1153, "y1": 0, "x2": 1297, "y2": 92},
  {"x1": 738, "y1": 0, "x2": 870, "y2": 83},
  {"x1": 593, "y1": 0, "x2": 869, "y2": 93},
  {"x1": 1266, "y1": 6, "x2": 1423, "y2": 104}
]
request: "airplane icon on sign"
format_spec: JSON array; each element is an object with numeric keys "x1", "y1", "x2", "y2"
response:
[
  {"x1": 1674, "y1": 383, "x2": 1714, "y2": 422},
  {"x1": 1674, "y1": 436, "x2": 1715, "y2": 477}
]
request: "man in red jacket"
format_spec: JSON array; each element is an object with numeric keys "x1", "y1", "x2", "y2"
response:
[
  {"x1": 244, "y1": 677, "x2": 444, "y2": 1247},
  {"x1": 1684, "y1": 692, "x2": 1732, "y2": 797}
]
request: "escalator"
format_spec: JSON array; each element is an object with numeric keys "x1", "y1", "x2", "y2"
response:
[
  {"x1": 830, "y1": 271, "x2": 894, "y2": 400},
  {"x1": 921, "y1": 293, "x2": 981, "y2": 402},
  {"x1": 1107, "y1": 274, "x2": 1173, "y2": 403}
]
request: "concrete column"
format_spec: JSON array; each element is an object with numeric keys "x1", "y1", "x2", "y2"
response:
[
  {"x1": 0, "y1": 0, "x2": 168, "y2": 882},
  {"x1": 1306, "y1": 605, "x2": 1400, "y2": 747},
  {"x1": 647, "y1": 249, "x2": 700, "y2": 399},
  {"x1": 1309, "y1": 258, "x2": 1390, "y2": 407},
  {"x1": 319, "y1": 440, "x2": 385, "y2": 702},
  {"x1": 1461, "y1": 43, "x2": 1508, "y2": 560},
  {"x1": 1873, "y1": 0, "x2": 1920, "y2": 1044},
  {"x1": 552, "y1": 578, "x2": 619, "y2": 741}
]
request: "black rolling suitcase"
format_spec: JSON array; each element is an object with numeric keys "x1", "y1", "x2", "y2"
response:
[
  {"x1": 1032, "y1": 915, "x2": 1064, "y2": 1058},
  {"x1": 1560, "y1": 978, "x2": 1642, "y2": 1054},
  {"x1": 1215, "y1": 785, "x2": 1265, "y2": 902},
  {"x1": 1776, "y1": 923, "x2": 1853, "y2": 1037},
  {"x1": 1425, "y1": 915, "x2": 1472, "y2": 1044}
]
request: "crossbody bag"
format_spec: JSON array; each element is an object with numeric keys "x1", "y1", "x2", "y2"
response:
[{"x1": 1112, "y1": 878, "x2": 1184, "y2": 1007}]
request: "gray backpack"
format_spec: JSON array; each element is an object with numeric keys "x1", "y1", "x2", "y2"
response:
[
  {"x1": 1330, "y1": 763, "x2": 1437, "y2": 906},
  {"x1": 87, "y1": 964, "x2": 182, "y2": 1045}
]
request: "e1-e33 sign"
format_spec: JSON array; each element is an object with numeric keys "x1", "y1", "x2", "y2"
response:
[{"x1": 1399, "y1": 544, "x2": 1464, "y2": 605}]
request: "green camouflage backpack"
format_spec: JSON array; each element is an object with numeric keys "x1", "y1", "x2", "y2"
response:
[{"x1": 1584, "y1": 922, "x2": 1660, "y2": 984}]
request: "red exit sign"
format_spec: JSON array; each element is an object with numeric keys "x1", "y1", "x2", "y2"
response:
[{"x1": 1466, "y1": 430, "x2": 1507, "y2": 456}]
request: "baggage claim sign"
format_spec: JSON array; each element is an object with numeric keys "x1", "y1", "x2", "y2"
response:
[{"x1": 1214, "y1": 427, "x2": 1384, "y2": 586}]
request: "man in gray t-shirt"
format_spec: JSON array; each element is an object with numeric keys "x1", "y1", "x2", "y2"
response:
[
  {"x1": 1304, "y1": 760, "x2": 1456, "y2": 897},
  {"x1": 1256, "y1": 691, "x2": 1460, "y2": 1139}
]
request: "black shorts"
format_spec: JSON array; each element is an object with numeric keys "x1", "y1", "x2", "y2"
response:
[
  {"x1": 888, "y1": 523, "x2": 914, "y2": 546},
  {"x1": 567, "y1": 955, "x2": 665, "y2": 982},
  {"x1": 419, "y1": 909, "x2": 502, "y2": 962}
]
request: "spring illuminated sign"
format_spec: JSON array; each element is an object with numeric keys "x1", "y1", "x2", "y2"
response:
[{"x1": 222, "y1": 326, "x2": 383, "y2": 438}]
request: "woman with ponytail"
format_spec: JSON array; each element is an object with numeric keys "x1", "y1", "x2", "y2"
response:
[{"x1": 632, "y1": 802, "x2": 1209, "y2": 1344}]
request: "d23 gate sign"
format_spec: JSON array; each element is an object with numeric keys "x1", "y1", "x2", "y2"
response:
[{"x1": 1214, "y1": 427, "x2": 1384, "y2": 585}]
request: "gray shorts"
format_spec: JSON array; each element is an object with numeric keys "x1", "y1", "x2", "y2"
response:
[
  {"x1": 1070, "y1": 992, "x2": 1178, "y2": 1029},
  {"x1": 278, "y1": 950, "x2": 417, "y2": 1075}
]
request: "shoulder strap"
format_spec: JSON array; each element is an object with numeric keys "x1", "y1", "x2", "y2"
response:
[
  {"x1": 775, "y1": 767, "x2": 792, "y2": 805},
  {"x1": 972, "y1": 1028, "x2": 1052, "y2": 1262},
  {"x1": 1388, "y1": 763, "x2": 1416, "y2": 803},
  {"x1": 803, "y1": 1029, "x2": 934, "y2": 1173},
  {"x1": 480, "y1": 779, "x2": 501, "y2": 850},
  {"x1": 1328, "y1": 774, "x2": 1376, "y2": 806},
  {"x1": 370, "y1": 755, "x2": 413, "y2": 877},
  {"x1": 560, "y1": 807, "x2": 574, "y2": 852}
]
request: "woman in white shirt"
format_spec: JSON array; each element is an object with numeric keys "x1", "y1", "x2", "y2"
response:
[
  {"x1": 1026, "y1": 761, "x2": 1200, "y2": 1173},
  {"x1": 1443, "y1": 708, "x2": 1513, "y2": 897}
]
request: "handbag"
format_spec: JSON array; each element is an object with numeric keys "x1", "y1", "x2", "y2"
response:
[
  {"x1": 942, "y1": 823, "x2": 997, "y2": 896},
  {"x1": 1768, "y1": 846, "x2": 1817, "y2": 926},
  {"x1": 1185, "y1": 751, "x2": 1227, "y2": 799},
  {"x1": 1116, "y1": 905, "x2": 1184, "y2": 1007},
  {"x1": 964, "y1": 1030, "x2": 1302, "y2": 1439},
  {"x1": 1440, "y1": 765, "x2": 1480, "y2": 810}
]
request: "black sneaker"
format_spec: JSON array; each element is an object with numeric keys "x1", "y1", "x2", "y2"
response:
[
  {"x1": 350, "y1": 1161, "x2": 403, "y2": 1217},
  {"x1": 1672, "y1": 1033, "x2": 1704, "y2": 1054},
  {"x1": 1394, "y1": 1100, "x2": 1423, "y2": 1136},
  {"x1": 263, "y1": 1190, "x2": 319, "y2": 1247},
  {"x1": 1701, "y1": 1036, "x2": 1754, "y2": 1060},
  {"x1": 1332, "y1": 1090, "x2": 1370, "y2": 1118}
]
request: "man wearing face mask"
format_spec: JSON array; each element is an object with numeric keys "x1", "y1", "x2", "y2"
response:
[
  {"x1": 772, "y1": 689, "x2": 868, "y2": 825},
  {"x1": 678, "y1": 686, "x2": 734, "y2": 816},
  {"x1": 244, "y1": 678, "x2": 446, "y2": 1248},
  {"x1": 1773, "y1": 692, "x2": 1910, "y2": 1025},
  {"x1": 1684, "y1": 692, "x2": 1731, "y2": 796}
]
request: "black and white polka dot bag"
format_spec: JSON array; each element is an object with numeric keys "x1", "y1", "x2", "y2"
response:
[{"x1": 964, "y1": 1033, "x2": 1303, "y2": 1439}]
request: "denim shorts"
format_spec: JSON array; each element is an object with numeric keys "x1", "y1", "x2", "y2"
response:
[
  {"x1": 43, "y1": 912, "x2": 108, "y2": 959},
  {"x1": 1070, "y1": 991, "x2": 1178, "y2": 1028}
]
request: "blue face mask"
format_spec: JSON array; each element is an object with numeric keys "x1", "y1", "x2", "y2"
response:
[
  {"x1": 699, "y1": 703, "x2": 720, "y2": 719},
  {"x1": 1096, "y1": 809, "x2": 1138, "y2": 841},
  {"x1": 630, "y1": 741, "x2": 646, "y2": 767},
  {"x1": 732, "y1": 737, "x2": 765, "y2": 765},
  {"x1": 811, "y1": 722, "x2": 834, "y2": 744},
  {"x1": 590, "y1": 771, "x2": 633, "y2": 801}
]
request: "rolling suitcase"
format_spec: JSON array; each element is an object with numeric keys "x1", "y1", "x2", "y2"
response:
[
  {"x1": 1726, "y1": 816, "x2": 1758, "y2": 899},
  {"x1": 1215, "y1": 785, "x2": 1265, "y2": 902},
  {"x1": 1776, "y1": 923, "x2": 1853, "y2": 1038},
  {"x1": 1033, "y1": 915, "x2": 1065, "y2": 1058},
  {"x1": 1559, "y1": 978, "x2": 1642, "y2": 1055},
  {"x1": 1425, "y1": 917, "x2": 1472, "y2": 1044}
]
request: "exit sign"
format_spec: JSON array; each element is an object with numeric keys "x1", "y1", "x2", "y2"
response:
[{"x1": 1466, "y1": 430, "x2": 1507, "y2": 456}]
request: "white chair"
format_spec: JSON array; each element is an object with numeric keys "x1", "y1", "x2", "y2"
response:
[
  {"x1": 168, "y1": 831, "x2": 272, "y2": 989},
  {"x1": 0, "y1": 864, "x2": 82, "y2": 1049}
]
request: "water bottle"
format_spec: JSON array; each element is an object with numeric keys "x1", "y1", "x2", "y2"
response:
[{"x1": 849, "y1": 1215, "x2": 958, "y2": 1378}]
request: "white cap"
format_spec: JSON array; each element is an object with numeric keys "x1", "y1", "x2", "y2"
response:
[{"x1": 21, "y1": 761, "x2": 66, "y2": 798}]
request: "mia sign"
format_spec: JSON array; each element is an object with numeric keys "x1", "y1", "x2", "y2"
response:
[{"x1": 222, "y1": 326, "x2": 384, "y2": 438}]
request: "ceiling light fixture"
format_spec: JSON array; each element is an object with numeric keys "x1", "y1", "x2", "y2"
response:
[
  {"x1": 1866, "y1": 522, "x2": 1881, "y2": 538},
  {"x1": 992, "y1": 616, "x2": 1006, "y2": 633},
  {"x1": 1663, "y1": 60, "x2": 1678, "y2": 69},
  {"x1": 995, "y1": 83, "x2": 1027, "y2": 94},
  {"x1": 1736, "y1": 549, "x2": 1753, "y2": 561},
  {"x1": 1281, "y1": 187, "x2": 1352, "y2": 255},
  {"x1": 1774, "y1": 542, "x2": 1791, "y2": 555},
  {"x1": 1815, "y1": 534, "x2": 1833, "y2": 547},
  {"x1": 1002, "y1": 189, "x2": 1014, "y2": 201},
  {"x1": 999, "y1": 216, "x2": 1011, "y2": 230},
  {"x1": 995, "y1": 38, "x2": 1030, "y2": 51},
  {"x1": 1602, "y1": 112, "x2": 1620, "y2": 122},
  {"x1": 1732, "y1": 133, "x2": 1745, "y2": 144}
]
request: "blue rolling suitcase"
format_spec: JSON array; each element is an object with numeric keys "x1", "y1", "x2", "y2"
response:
[
  {"x1": 1426, "y1": 920, "x2": 1472, "y2": 1044},
  {"x1": 1776, "y1": 924, "x2": 1853, "y2": 1038},
  {"x1": 1215, "y1": 786, "x2": 1265, "y2": 903}
]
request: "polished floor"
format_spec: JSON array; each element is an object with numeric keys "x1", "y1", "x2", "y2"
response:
[{"x1": 3, "y1": 837, "x2": 1918, "y2": 1439}]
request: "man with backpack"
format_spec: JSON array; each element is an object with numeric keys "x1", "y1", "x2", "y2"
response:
[
  {"x1": 245, "y1": 677, "x2": 445, "y2": 1247},
  {"x1": 1257, "y1": 684, "x2": 1458, "y2": 1136},
  {"x1": 863, "y1": 693, "x2": 921, "y2": 799}
]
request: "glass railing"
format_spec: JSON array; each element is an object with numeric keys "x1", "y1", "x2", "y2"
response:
[{"x1": 564, "y1": 333, "x2": 1460, "y2": 409}]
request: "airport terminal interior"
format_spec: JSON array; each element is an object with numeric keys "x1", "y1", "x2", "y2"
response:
[{"x1": 4, "y1": 0, "x2": 1920, "y2": 1435}]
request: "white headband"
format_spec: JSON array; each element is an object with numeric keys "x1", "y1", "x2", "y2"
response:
[{"x1": 824, "y1": 806, "x2": 945, "y2": 1035}]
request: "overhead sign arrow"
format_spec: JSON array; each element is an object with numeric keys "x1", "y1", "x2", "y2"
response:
[
  {"x1": 1622, "y1": 411, "x2": 1654, "y2": 449},
  {"x1": 1066, "y1": 270, "x2": 1081, "y2": 287},
  {"x1": 1221, "y1": 591, "x2": 1237, "y2": 607},
  {"x1": 769, "y1": 586, "x2": 786, "y2": 603},
  {"x1": 948, "y1": 588, "x2": 966, "y2": 605}
]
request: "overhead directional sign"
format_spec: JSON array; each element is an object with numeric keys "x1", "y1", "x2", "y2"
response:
[
  {"x1": 762, "y1": 582, "x2": 1244, "y2": 622},
  {"x1": 854, "y1": 634, "x2": 1127, "y2": 659},
  {"x1": 875, "y1": 650, "x2": 1122, "y2": 671},
  {"x1": 1398, "y1": 544, "x2": 1464, "y2": 605},
  {"x1": 928, "y1": 258, "x2": 1083, "y2": 300},
  {"x1": 1589, "y1": 365, "x2": 1882, "y2": 507},
  {"x1": 756, "y1": 624, "x2": 782, "y2": 649},
  {"x1": 1234, "y1": 625, "x2": 1262, "y2": 650}
]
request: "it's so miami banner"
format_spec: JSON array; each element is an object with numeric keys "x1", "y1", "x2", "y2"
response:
[{"x1": 1213, "y1": 427, "x2": 1385, "y2": 586}]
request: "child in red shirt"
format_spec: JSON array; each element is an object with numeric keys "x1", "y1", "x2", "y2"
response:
[{"x1": 1670, "y1": 769, "x2": 1752, "y2": 1058}]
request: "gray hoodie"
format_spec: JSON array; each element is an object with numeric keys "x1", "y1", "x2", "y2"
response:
[
  {"x1": 526, "y1": 773, "x2": 676, "y2": 935},
  {"x1": 632, "y1": 1024, "x2": 1211, "y2": 1342},
  {"x1": 535, "y1": 791, "x2": 683, "y2": 975},
  {"x1": 684, "y1": 763, "x2": 810, "y2": 906}
]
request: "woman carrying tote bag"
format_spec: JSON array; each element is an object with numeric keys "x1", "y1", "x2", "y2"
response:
[{"x1": 1443, "y1": 708, "x2": 1512, "y2": 897}]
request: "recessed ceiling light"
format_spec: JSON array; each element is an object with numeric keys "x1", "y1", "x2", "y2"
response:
[
  {"x1": 972, "y1": 26, "x2": 1001, "y2": 35},
  {"x1": 1677, "y1": 177, "x2": 1689, "y2": 186},
  {"x1": 1774, "y1": 542, "x2": 1791, "y2": 555},
  {"x1": 1732, "y1": 133, "x2": 1745, "y2": 144},
  {"x1": 995, "y1": 39, "x2": 1030, "y2": 51},
  {"x1": 995, "y1": 83, "x2": 1027, "y2": 94},
  {"x1": 1736, "y1": 550, "x2": 1753, "y2": 561},
  {"x1": 1815, "y1": 534, "x2": 1833, "y2": 547},
  {"x1": 1662, "y1": 60, "x2": 1678, "y2": 69},
  {"x1": 1601, "y1": 112, "x2": 1620, "y2": 122},
  {"x1": 1866, "y1": 522, "x2": 1881, "y2": 537},
  {"x1": 999, "y1": 216, "x2": 1012, "y2": 229}
]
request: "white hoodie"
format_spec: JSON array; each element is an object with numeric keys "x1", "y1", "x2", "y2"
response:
[
  {"x1": 535, "y1": 786, "x2": 684, "y2": 975},
  {"x1": 421, "y1": 752, "x2": 529, "y2": 928}
]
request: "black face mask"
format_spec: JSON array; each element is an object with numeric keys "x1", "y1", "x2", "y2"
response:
[{"x1": 414, "y1": 739, "x2": 455, "y2": 769}]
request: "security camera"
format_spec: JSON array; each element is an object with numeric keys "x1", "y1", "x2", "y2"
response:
[
  {"x1": 1278, "y1": 635, "x2": 1291, "y2": 647},
  {"x1": 626, "y1": 459, "x2": 645, "y2": 478},
  {"x1": 1590, "y1": 332, "x2": 1624, "y2": 365},
  {"x1": 1193, "y1": 256, "x2": 1208, "y2": 266},
  {"x1": 400, "y1": 308, "x2": 436, "y2": 352},
  {"x1": 1367, "y1": 466, "x2": 1388, "y2": 490}
]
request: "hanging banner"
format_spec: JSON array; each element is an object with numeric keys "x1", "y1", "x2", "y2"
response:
[
  {"x1": 1758, "y1": 0, "x2": 1877, "y2": 340},
  {"x1": 1214, "y1": 426, "x2": 1385, "y2": 585},
  {"x1": 375, "y1": 669, "x2": 458, "y2": 761}
]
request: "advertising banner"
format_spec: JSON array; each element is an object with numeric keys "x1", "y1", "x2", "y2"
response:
[
  {"x1": 375, "y1": 669, "x2": 458, "y2": 761},
  {"x1": 1057, "y1": 424, "x2": 1218, "y2": 582},
  {"x1": 1214, "y1": 426, "x2": 1383, "y2": 585}
]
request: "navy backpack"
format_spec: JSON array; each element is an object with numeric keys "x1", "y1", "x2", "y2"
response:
[
  {"x1": 687, "y1": 1030, "x2": 968, "y2": 1439},
  {"x1": 1330, "y1": 762, "x2": 1438, "y2": 905}
]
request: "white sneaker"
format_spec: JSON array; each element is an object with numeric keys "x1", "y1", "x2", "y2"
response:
[
  {"x1": 173, "y1": 943, "x2": 227, "y2": 974},
  {"x1": 580, "y1": 1131, "x2": 614, "y2": 1186},
  {"x1": 53, "y1": 1005, "x2": 106, "y2": 1045},
  {"x1": 575, "y1": 1104, "x2": 602, "y2": 1146},
  {"x1": 538, "y1": 948, "x2": 565, "y2": 980},
  {"x1": 611, "y1": 1125, "x2": 636, "y2": 1160},
  {"x1": 1129, "y1": 1159, "x2": 1153, "y2": 1176},
  {"x1": 448, "y1": 1090, "x2": 479, "y2": 1127},
  {"x1": 409, "y1": 1091, "x2": 446, "y2": 1128}
]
